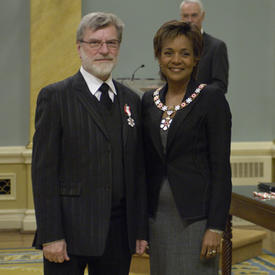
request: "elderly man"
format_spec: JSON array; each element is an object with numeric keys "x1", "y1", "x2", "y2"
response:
[
  {"x1": 180, "y1": 0, "x2": 229, "y2": 93},
  {"x1": 32, "y1": 12, "x2": 148, "y2": 275}
]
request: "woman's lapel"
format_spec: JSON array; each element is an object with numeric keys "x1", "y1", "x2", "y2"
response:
[{"x1": 166, "y1": 80, "x2": 203, "y2": 153}]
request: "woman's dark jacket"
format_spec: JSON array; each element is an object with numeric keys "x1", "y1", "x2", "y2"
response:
[{"x1": 142, "y1": 80, "x2": 232, "y2": 230}]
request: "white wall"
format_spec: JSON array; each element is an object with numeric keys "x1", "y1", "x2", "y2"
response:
[
  {"x1": 0, "y1": 0, "x2": 274, "y2": 145},
  {"x1": 83, "y1": 0, "x2": 275, "y2": 142},
  {"x1": 0, "y1": 1, "x2": 30, "y2": 146}
]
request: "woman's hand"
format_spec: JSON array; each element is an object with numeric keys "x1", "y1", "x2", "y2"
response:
[{"x1": 200, "y1": 229, "x2": 222, "y2": 259}]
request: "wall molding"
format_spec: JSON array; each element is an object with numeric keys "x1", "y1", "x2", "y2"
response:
[
  {"x1": 231, "y1": 141, "x2": 275, "y2": 156},
  {"x1": 0, "y1": 142, "x2": 274, "y2": 231},
  {"x1": 0, "y1": 142, "x2": 274, "y2": 163},
  {"x1": 0, "y1": 209, "x2": 36, "y2": 231},
  {"x1": 0, "y1": 209, "x2": 25, "y2": 229},
  {"x1": 22, "y1": 209, "x2": 36, "y2": 231},
  {"x1": 0, "y1": 146, "x2": 32, "y2": 164}
]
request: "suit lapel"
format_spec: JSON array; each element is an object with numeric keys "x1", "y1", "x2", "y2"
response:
[
  {"x1": 166, "y1": 81, "x2": 202, "y2": 152},
  {"x1": 148, "y1": 86, "x2": 166, "y2": 159},
  {"x1": 150, "y1": 108, "x2": 164, "y2": 159},
  {"x1": 202, "y1": 32, "x2": 210, "y2": 52},
  {"x1": 114, "y1": 81, "x2": 129, "y2": 148},
  {"x1": 73, "y1": 72, "x2": 110, "y2": 140},
  {"x1": 166, "y1": 104, "x2": 193, "y2": 152}
]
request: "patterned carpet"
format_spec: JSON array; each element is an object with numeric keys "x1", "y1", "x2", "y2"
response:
[
  {"x1": 0, "y1": 248, "x2": 43, "y2": 275},
  {"x1": 231, "y1": 250, "x2": 275, "y2": 275},
  {"x1": 0, "y1": 248, "x2": 274, "y2": 274}
]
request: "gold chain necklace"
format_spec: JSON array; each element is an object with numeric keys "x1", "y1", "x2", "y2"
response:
[{"x1": 153, "y1": 84, "x2": 206, "y2": 131}]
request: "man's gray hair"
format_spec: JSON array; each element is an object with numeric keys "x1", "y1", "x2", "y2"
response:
[
  {"x1": 76, "y1": 12, "x2": 125, "y2": 42},
  {"x1": 180, "y1": 0, "x2": 204, "y2": 12}
]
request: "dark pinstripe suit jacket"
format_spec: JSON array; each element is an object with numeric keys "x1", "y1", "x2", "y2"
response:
[
  {"x1": 197, "y1": 32, "x2": 229, "y2": 93},
  {"x1": 142, "y1": 80, "x2": 232, "y2": 231},
  {"x1": 32, "y1": 71, "x2": 147, "y2": 256}
]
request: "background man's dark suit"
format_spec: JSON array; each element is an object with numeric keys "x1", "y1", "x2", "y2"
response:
[
  {"x1": 197, "y1": 32, "x2": 229, "y2": 93},
  {"x1": 180, "y1": 0, "x2": 229, "y2": 94},
  {"x1": 32, "y1": 71, "x2": 147, "y2": 256}
]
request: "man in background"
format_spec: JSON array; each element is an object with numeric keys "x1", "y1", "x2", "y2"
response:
[
  {"x1": 32, "y1": 12, "x2": 147, "y2": 275},
  {"x1": 180, "y1": 0, "x2": 229, "y2": 93}
]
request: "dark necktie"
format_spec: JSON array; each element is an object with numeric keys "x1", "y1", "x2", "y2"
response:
[{"x1": 99, "y1": 83, "x2": 112, "y2": 110}]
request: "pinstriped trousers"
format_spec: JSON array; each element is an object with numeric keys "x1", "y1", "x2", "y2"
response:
[{"x1": 149, "y1": 179, "x2": 219, "y2": 275}]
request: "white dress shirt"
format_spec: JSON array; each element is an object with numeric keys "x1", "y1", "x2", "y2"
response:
[{"x1": 80, "y1": 66, "x2": 117, "y2": 102}]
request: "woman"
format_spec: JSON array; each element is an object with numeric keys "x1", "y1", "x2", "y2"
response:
[{"x1": 142, "y1": 21, "x2": 232, "y2": 274}]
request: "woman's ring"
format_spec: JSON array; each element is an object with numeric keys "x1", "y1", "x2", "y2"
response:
[{"x1": 207, "y1": 249, "x2": 217, "y2": 255}]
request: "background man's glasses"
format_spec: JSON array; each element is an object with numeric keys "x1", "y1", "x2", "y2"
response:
[{"x1": 79, "y1": 39, "x2": 120, "y2": 50}]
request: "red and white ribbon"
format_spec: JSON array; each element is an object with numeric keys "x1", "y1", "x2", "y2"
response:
[{"x1": 124, "y1": 104, "x2": 131, "y2": 117}]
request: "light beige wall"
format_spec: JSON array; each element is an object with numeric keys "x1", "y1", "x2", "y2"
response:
[{"x1": 29, "y1": 0, "x2": 81, "y2": 146}]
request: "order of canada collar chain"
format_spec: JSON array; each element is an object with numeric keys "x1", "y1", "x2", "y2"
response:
[{"x1": 153, "y1": 84, "x2": 206, "y2": 131}]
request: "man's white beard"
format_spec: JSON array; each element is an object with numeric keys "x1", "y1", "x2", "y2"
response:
[{"x1": 81, "y1": 50, "x2": 117, "y2": 79}]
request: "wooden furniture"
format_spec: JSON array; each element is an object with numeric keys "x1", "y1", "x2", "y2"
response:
[{"x1": 222, "y1": 185, "x2": 275, "y2": 275}]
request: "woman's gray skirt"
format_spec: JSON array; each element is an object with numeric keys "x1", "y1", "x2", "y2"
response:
[{"x1": 149, "y1": 179, "x2": 219, "y2": 275}]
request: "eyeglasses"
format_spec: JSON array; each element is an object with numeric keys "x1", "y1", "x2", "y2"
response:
[{"x1": 79, "y1": 39, "x2": 120, "y2": 50}]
